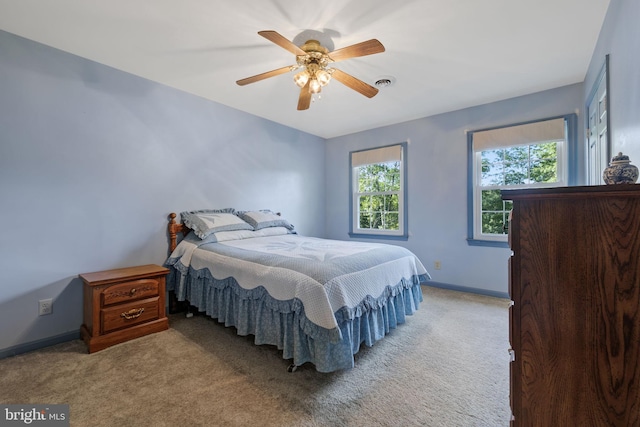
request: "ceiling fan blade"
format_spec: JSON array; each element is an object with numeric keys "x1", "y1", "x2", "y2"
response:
[
  {"x1": 331, "y1": 69, "x2": 379, "y2": 98},
  {"x1": 297, "y1": 81, "x2": 312, "y2": 110},
  {"x1": 236, "y1": 65, "x2": 294, "y2": 86},
  {"x1": 258, "y1": 30, "x2": 306, "y2": 56},
  {"x1": 328, "y1": 39, "x2": 385, "y2": 62}
]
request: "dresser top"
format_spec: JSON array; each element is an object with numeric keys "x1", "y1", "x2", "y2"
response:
[{"x1": 502, "y1": 184, "x2": 640, "y2": 201}]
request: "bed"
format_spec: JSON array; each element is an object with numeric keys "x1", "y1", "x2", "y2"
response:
[{"x1": 165, "y1": 209, "x2": 429, "y2": 372}]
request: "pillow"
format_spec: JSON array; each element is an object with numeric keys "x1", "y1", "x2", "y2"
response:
[
  {"x1": 180, "y1": 209, "x2": 253, "y2": 239},
  {"x1": 200, "y1": 226, "x2": 292, "y2": 244},
  {"x1": 237, "y1": 210, "x2": 294, "y2": 231}
]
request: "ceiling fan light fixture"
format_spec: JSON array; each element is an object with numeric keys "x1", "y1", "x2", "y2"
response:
[
  {"x1": 293, "y1": 70, "x2": 309, "y2": 88},
  {"x1": 316, "y1": 69, "x2": 331, "y2": 86},
  {"x1": 309, "y1": 78, "x2": 322, "y2": 94}
]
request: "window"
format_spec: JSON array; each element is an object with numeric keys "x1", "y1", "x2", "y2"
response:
[
  {"x1": 467, "y1": 115, "x2": 577, "y2": 246},
  {"x1": 350, "y1": 143, "x2": 408, "y2": 239}
]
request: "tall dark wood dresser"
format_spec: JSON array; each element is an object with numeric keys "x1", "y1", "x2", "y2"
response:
[{"x1": 502, "y1": 185, "x2": 640, "y2": 426}]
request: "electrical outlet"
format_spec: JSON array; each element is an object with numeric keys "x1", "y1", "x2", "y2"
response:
[
  {"x1": 39, "y1": 298, "x2": 53, "y2": 316},
  {"x1": 434, "y1": 261, "x2": 442, "y2": 270}
]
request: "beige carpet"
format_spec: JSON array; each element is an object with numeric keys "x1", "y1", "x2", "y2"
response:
[{"x1": 0, "y1": 286, "x2": 511, "y2": 426}]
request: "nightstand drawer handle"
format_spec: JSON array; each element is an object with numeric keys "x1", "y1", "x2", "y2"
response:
[
  {"x1": 121, "y1": 308, "x2": 144, "y2": 320},
  {"x1": 129, "y1": 288, "x2": 137, "y2": 296}
]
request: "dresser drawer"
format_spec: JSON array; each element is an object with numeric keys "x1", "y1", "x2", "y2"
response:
[
  {"x1": 101, "y1": 297, "x2": 160, "y2": 334},
  {"x1": 101, "y1": 278, "x2": 159, "y2": 306}
]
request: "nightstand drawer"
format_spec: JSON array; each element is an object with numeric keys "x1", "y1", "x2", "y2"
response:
[
  {"x1": 101, "y1": 278, "x2": 159, "y2": 306},
  {"x1": 101, "y1": 297, "x2": 160, "y2": 334}
]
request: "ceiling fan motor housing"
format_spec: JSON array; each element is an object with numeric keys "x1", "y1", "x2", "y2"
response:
[{"x1": 297, "y1": 40, "x2": 333, "y2": 69}]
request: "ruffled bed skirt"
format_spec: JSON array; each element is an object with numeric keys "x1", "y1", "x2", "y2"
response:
[{"x1": 167, "y1": 265, "x2": 425, "y2": 372}]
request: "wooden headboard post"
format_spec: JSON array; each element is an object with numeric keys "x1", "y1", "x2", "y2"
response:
[
  {"x1": 167, "y1": 213, "x2": 193, "y2": 314},
  {"x1": 168, "y1": 213, "x2": 189, "y2": 254}
]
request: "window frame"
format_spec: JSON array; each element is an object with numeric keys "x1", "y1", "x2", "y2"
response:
[
  {"x1": 349, "y1": 142, "x2": 408, "y2": 240},
  {"x1": 467, "y1": 114, "x2": 578, "y2": 247}
]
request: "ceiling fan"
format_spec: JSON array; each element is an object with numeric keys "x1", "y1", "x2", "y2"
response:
[{"x1": 236, "y1": 31, "x2": 385, "y2": 111}]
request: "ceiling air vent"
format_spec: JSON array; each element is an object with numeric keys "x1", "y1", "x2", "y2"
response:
[{"x1": 374, "y1": 76, "x2": 396, "y2": 88}]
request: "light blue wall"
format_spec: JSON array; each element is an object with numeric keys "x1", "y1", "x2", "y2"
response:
[
  {"x1": 0, "y1": 31, "x2": 325, "y2": 354},
  {"x1": 584, "y1": 0, "x2": 640, "y2": 163},
  {"x1": 324, "y1": 84, "x2": 584, "y2": 297}
]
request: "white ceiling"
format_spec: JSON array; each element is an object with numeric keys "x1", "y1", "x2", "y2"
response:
[{"x1": 0, "y1": 0, "x2": 610, "y2": 139}]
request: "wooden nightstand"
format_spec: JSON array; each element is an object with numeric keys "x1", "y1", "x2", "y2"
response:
[{"x1": 79, "y1": 264, "x2": 169, "y2": 353}]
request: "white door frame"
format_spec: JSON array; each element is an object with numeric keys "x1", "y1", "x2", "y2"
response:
[{"x1": 586, "y1": 55, "x2": 611, "y2": 185}]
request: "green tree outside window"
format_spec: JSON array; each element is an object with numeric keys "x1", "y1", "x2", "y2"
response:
[
  {"x1": 480, "y1": 142, "x2": 558, "y2": 235},
  {"x1": 356, "y1": 162, "x2": 401, "y2": 231}
]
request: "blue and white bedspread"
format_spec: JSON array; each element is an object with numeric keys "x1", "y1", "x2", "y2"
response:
[{"x1": 166, "y1": 230, "x2": 430, "y2": 372}]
